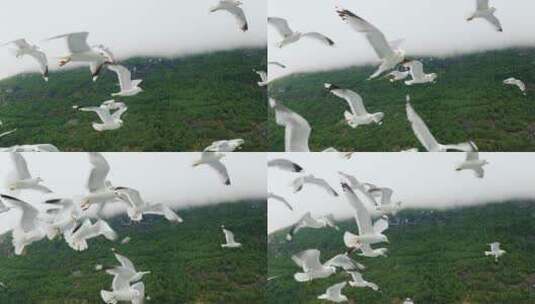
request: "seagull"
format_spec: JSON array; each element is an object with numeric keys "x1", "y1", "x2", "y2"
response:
[
  {"x1": 254, "y1": 70, "x2": 268, "y2": 87},
  {"x1": 46, "y1": 32, "x2": 112, "y2": 81},
  {"x1": 317, "y1": 282, "x2": 348, "y2": 303},
  {"x1": 467, "y1": 0, "x2": 503, "y2": 32},
  {"x1": 402, "y1": 60, "x2": 437, "y2": 85},
  {"x1": 114, "y1": 187, "x2": 183, "y2": 223},
  {"x1": 291, "y1": 174, "x2": 338, "y2": 197},
  {"x1": 101, "y1": 268, "x2": 145, "y2": 304},
  {"x1": 292, "y1": 249, "x2": 336, "y2": 282},
  {"x1": 0, "y1": 144, "x2": 60, "y2": 152},
  {"x1": 286, "y1": 212, "x2": 339, "y2": 241},
  {"x1": 79, "y1": 102, "x2": 128, "y2": 132},
  {"x1": 347, "y1": 271, "x2": 379, "y2": 291},
  {"x1": 204, "y1": 139, "x2": 244, "y2": 152},
  {"x1": 210, "y1": 0, "x2": 248, "y2": 32},
  {"x1": 2, "y1": 39, "x2": 48, "y2": 81},
  {"x1": 107, "y1": 252, "x2": 151, "y2": 285},
  {"x1": 268, "y1": 158, "x2": 304, "y2": 173},
  {"x1": 503, "y1": 77, "x2": 527, "y2": 95},
  {"x1": 485, "y1": 242, "x2": 506, "y2": 262},
  {"x1": 325, "y1": 254, "x2": 366, "y2": 271},
  {"x1": 80, "y1": 153, "x2": 118, "y2": 211},
  {"x1": 406, "y1": 96, "x2": 475, "y2": 152},
  {"x1": 0, "y1": 129, "x2": 17, "y2": 139},
  {"x1": 385, "y1": 70, "x2": 410, "y2": 82},
  {"x1": 107, "y1": 64, "x2": 143, "y2": 97},
  {"x1": 101, "y1": 99, "x2": 126, "y2": 111},
  {"x1": 268, "y1": 192, "x2": 293, "y2": 211},
  {"x1": 325, "y1": 83, "x2": 384, "y2": 128},
  {"x1": 66, "y1": 218, "x2": 118, "y2": 251},
  {"x1": 353, "y1": 243, "x2": 388, "y2": 258},
  {"x1": 268, "y1": 61, "x2": 287, "y2": 69},
  {"x1": 341, "y1": 183, "x2": 389, "y2": 248},
  {"x1": 368, "y1": 187, "x2": 402, "y2": 216},
  {"x1": 455, "y1": 148, "x2": 489, "y2": 178},
  {"x1": 337, "y1": 9, "x2": 405, "y2": 79},
  {"x1": 268, "y1": 17, "x2": 335, "y2": 48},
  {"x1": 43, "y1": 198, "x2": 82, "y2": 240},
  {"x1": 221, "y1": 225, "x2": 242, "y2": 248},
  {"x1": 192, "y1": 151, "x2": 231, "y2": 186},
  {"x1": 6, "y1": 152, "x2": 53, "y2": 193}
]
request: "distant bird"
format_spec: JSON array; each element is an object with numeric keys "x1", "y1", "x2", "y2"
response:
[
  {"x1": 403, "y1": 298, "x2": 415, "y2": 304},
  {"x1": 406, "y1": 96, "x2": 476, "y2": 152},
  {"x1": 485, "y1": 242, "x2": 506, "y2": 262},
  {"x1": 268, "y1": 61, "x2": 287, "y2": 69},
  {"x1": 204, "y1": 139, "x2": 245, "y2": 152},
  {"x1": 192, "y1": 151, "x2": 231, "y2": 186},
  {"x1": 455, "y1": 148, "x2": 489, "y2": 178},
  {"x1": 210, "y1": 0, "x2": 249, "y2": 32},
  {"x1": 270, "y1": 98, "x2": 311, "y2": 152},
  {"x1": 0, "y1": 144, "x2": 60, "y2": 152},
  {"x1": 221, "y1": 225, "x2": 242, "y2": 248},
  {"x1": 3, "y1": 39, "x2": 48, "y2": 81},
  {"x1": 6, "y1": 152, "x2": 52, "y2": 193},
  {"x1": 467, "y1": 0, "x2": 503, "y2": 32},
  {"x1": 268, "y1": 192, "x2": 293, "y2": 211},
  {"x1": 325, "y1": 254, "x2": 365, "y2": 271},
  {"x1": 317, "y1": 282, "x2": 348, "y2": 303},
  {"x1": 292, "y1": 249, "x2": 336, "y2": 282},
  {"x1": 107, "y1": 64, "x2": 143, "y2": 97},
  {"x1": 0, "y1": 129, "x2": 17, "y2": 139},
  {"x1": 291, "y1": 174, "x2": 338, "y2": 197},
  {"x1": 503, "y1": 77, "x2": 527, "y2": 95},
  {"x1": 337, "y1": 9, "x2": 405, "y2": 79},
  {"x1": 268, "y1": 17, "x2": 335, "y2": 48},
  {"x1": 79, "y1": 102, "x2": 128, "y2": 132},
  {"x1": 402, "y1": 60, "x2": 437, "y2": 85},
  {"x1": 385, "y1": 70, "x2": 410, "y2": 82},
  {"x1": 95, "y1": 264, "x2": 103, "y2": 271},
  {"x1": 268, "y1": 158, "x2": 304, "y2": 173},
  {"x1": 286, "y1": 212, "x2": 339, "y2": 241},
  {"x1": 46, "y1": 32, "x2": 112, "y2": 81},
  {"x1": 254, "y1": 70, "x2": 268, "y2": 87},
  {"x1": 66, "y1": 219, "x2": 117, "y2": 251},
  {"x1": 325, "y1": 83, "x2": 384, "y2": 128},
  {"x1": 347, "y1": 271, "x2": 379, "y2": 291}
]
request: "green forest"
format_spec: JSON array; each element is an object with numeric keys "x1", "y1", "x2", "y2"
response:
[
  {"x1": 0, "y1": 200, "x2": 266, "y2": 303},
  {"x1": 0, "y1": 48, "x2": 267, "y2": 152},
  {"x1": 268, "y1": 201, "x2": 535, "y2": 304},
  {"x1": 268, "y1": 48, "x2": 535, "y2": 152}
]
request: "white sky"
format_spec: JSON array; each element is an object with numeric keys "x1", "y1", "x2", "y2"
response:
[
  {"x1": 268, "y1": 153, "x2": 535, "y2": 233},
  {"x1": 268, "y1": 0, "x2": 535, "y2": 79},
  {"x1": 0, "y1": 152, "x2": 266, "y2": 234},
  {"x1": 0, "y1": 0, "x2": 266, "y2": 79}
]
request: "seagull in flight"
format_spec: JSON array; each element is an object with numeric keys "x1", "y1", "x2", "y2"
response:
[
  {"x1": 3, "y1": 39, "x2": 48, "y2": 81},
  {"x1": 292, "y1": 249, "x2": 336, "y2": 282},
  {"x1": 455, "y1": 148, "x2": 489, "y2": 178},
  {"x1": 254, "y1": 69, "x2": 268, "y2": 87},
  {"x1": 286, "y1": 212, "x2": 339, "y2": 241},
  {"x1": 317, "y1": 282, "x2": 348, "y2": 303},
  {"x1": 204, "y1": 139, "x2": 244, "y2": 152},
  {"x1": 221, "y1": 225, "x2": 242, "y2": 248},
  {"x1": 347, "y1": 271, "x2": 379, "y2": 291},
  {"x1": 268, "y1": 158, "x2": 304, "y2": 173},
  {"x1": 503, "y1": 77, "x2": 527, "y2": 95},
  {"x1": 485, "y1": 242, "x2": 506, "y2": 262},
  {"x1": 107, "y1": 64, "x2": 143, "y2": 97},
  {"x1": 467, "y1": 0, "x2": 503, "y2": 32},
  {"x1": 268, "y1": 192, "x2": 293, "y2": 211},
  {"x1": 210, "y1": 0, "x2": 248, "y2": 32},
  {"x1": 101, "y1": 253, "x2": 146, "y2": 304},
  {"x1": 6, "y1": 152, "x2": 52, "y2": 193},
  {"x1": 402, "y1": 60, "x2": 437, "y2": 85},
  {"x1": 291, "y1": 174, "x2": 338, "y2": 197},
  {"x1": 268, "y1": 17, "x2": 335, "y2": 48},
  {"x1": 270, "y1": 98, "x2": 311, "y2": 152},
  {"x1": 193, "y1": 152, "x2": 231, "y2": 186},
  {"x1": 79, "y1": 101, "x2": 128, "y2": 132}
]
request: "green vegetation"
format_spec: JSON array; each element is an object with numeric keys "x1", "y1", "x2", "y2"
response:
[
  {"x1": 0, "y1": 200, "x2": 266, "y2": 303},
  {"x1": 268, "y1": 201, "x2": 535, "y2": 303},
  {"x1": 269, "y1": 48, "x2": 535, "y2": 151},
  {"x1": 0, "y1": 48, "x2": 267, "y2": 151}
]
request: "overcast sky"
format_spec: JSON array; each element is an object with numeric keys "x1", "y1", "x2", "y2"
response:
[
  {"x1": 0, "y1": 0, "x2": 266, "y2": 79},
  {"x1": 0, "y1": 152, "x2": 266, "y2": 234},
  {"x1": 268, "y1": 152, "x2": 535, "y2": 233},
  {"x1": 268, "y1": 0, "x2": 535, "y2": 79}
]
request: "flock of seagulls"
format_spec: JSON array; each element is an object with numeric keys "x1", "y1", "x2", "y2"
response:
[
  {"x1": 268, "y1": 1, "x2": 528, "y2": 153},
  {"x1": 0, "y1": 151, "x2": 244, "y2": 302}
]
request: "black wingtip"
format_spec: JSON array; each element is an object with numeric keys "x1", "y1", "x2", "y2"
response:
[
  {"x1": 0, "y1": 194, "x2": 20, "y2": 201},
  {"x1": 224, "y1": 179, "x2": 231, "y2": 186},
  {"x1": 340, "y1": 183, "x2": 352, "y2": 192},
  {"x1": 44, "y1": 199, "x2": 62, "y2": 204},
  {"x1": 293, "y1": 164, "x2": 304, "y2": 172}
]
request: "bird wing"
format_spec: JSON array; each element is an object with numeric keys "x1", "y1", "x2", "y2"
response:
[
  {"x1": 267, "y1": 159, "x2": 303, "y2": 172},
  {"x1": 302, "y1": 32, "x2": 335, "y2": 46},
  {"x1": 326, "y1": 282, "x2": 346, "y2": 297},
  {"x1": 9, "y1": 152, "x2": 32, "y2": 179},
  {"x1": 406, "y1": 102, "x2": 440, "y2": 152},
  {"x1": 0, "y1": 194, "x2": 38, "y2": 232},
  {"x1": 267, "y1": 192, "x2": 293, "y2": 211},
  {"x1": 341, "y1": 183, "x2": 373, "y2": 235},
  {"x1": 107, "y1": 64, "x2": 133, "y2": 91},
  {"x1": 292, "y1": 249, "x2": 323, "y2": 272},
  {"x1": 482, "y1": 13, "x2": 503, "y2": 32},
  {"x1": 207, "y1": 160, "x2": 231, "y2": 186},
  {"x1": 142, "y1": 203, "x2": 183, "y2": 222},
  {"x1": 337, "y1": 9, "x2": 394, "y2": 59},
  {"x1": 48, "y1": 32, "x2": 91, "y2": 53},
  {"x1": 8, "y1": 39, "x2": 31, "y2": 49},
  {"x1": 348, "y1": 271, "x2": 364, "y2": 282},
  {"x1": 373, "y1": 217, "x2": 389, "y2": 234},
  {"x1": 87, "y1": 152, "x2": 111, "y2": 192},
  {"x1": 80, "y1": 106, "x2": 113, "y2": 123},
  {"x1": 305, "y1": 176, "x2": 338, "y2": 197},
  {"x1": 28, "y1": 50, "x2": 48, "y2": 75},
  {"x1": 223, "y1": 228, "x2": 236, "y2": 244},
  {"x1": 477, "y1": 0, "x2": 490, "y2": 10},
  {"x1": 325, "y1": 254, "x2": 356, "y2": 270},
  {"x1": 270, "y1": 99, "x2": 311, "y2": 152},
  {"x1": 115, "y1": 187, "x2": 145, "y2": 209},
  {"x1": 223, "y1": 4, "x2": 248, "y2": 32},
  {"x1": 405, "y1": 61, "x2": 425, "y2": 80},
  {"x1": 268, "y1": 17, "x2": 294, "y2": 38},
  {"x1": 0, "y1": 129, "x2": 17, "y2": 138},
  {"x1": 114, "y1": 253, "x2": 136, "y2": 271},
  {"x1": 109, "y1": 269, "x2": 133, "y2": 291},
  {"x1": 466, "y1": 151, "x2": 479, "y2": 161},
  {"x1": 329, "y1": 87, "x2": 368, "y2": 116},
  {"x1": 473, "y1": 167, "x2": 485, "y2": 178}
]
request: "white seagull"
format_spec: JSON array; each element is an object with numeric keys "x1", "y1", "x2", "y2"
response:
[
  {"x1": 3, "y1": 39, "x2": 48, "y2": 81},
  {"x1": 406, "y1": 97, "x2": 475, "y2": 152},
  {"x1": 325, "y1": 254, "x2": 366, "y2": 271},
  {"x1": 66, "y1": 218, "x2": 118, "y2": 251},
  {"x1": 337, "y1": 9, "x2": 405, "y2": 79},
  {"x1": 347, "y1": 271, "x2": 379, "y2": 291},
  {"x1": 107, "y1": 64, "x2": 143, "y2": 97},
  {"x1": 204, "y1": 139, "x2": 244, "y2": 152},
  {"x1": 268, "y1": 192, "x2": 293, "y2": 211},
  {"x1": 467, "y1": 0, "x2": 503, "y2": 32},
  {"x1": 254, "y1": 70, "x2": 268, "y2": 87},
  {"x1": 325, "y1": 83, "x2": 384, "y2": 128},
  {"x1": 267, "y1": 158, "x2": 304, "y2": 173},
  {"x1": 114, "y1": 187, "x2": 183, "y2": 223},
  {"x1": 485, "y1": 242, "x2": 506, "y2": 262},
  {"x1": 368, "y1": 187, "x2": 402, "y2": 216},
  {"x1": 221, "y1": 225, "x2": 242, "y2": 248},
  {"x1": 455, "y1": 148, "x2": 489, "y2": 178},
  {"x1": 292, "y1": 249, "x2": 336, "y2": 282},
  {"x1": 80, "y1": 152, "x2": 119, "y2": 211},
  {"x1": 6, "y1": 152, "x2": 52, "y2": 193},
  {"x1": 286, "y1": 212, "x2": 339, "y2": 241},
  {"x1": 503, "y1": 77, "x2": 527, "y2": 95},
  {"x1": 270, "y1": 98, "x2": 311, "y2": 152},
  {"x1": 291, "y1": 174, "x2": 338, "y2": 197},
  {"x1": 317, "y1": 282, "x2": 348, "y2": 303},
  {"x1": 268, "y1": 17, "x2": 335, "y2": 48},
  {"x1": 192, "y1": 151, "x2": 231, "y2": 186},
  {"x1": 80, "y1": 102, "x2": 128, "y2": 132},
  {"x1": 403, "y1": 60, "x2": 437, "y2": 85},
  {"x1": 107, "y1": 252, "x2": 151, "y2": 286},
  {"x1": 210, "y1": 0, "x2": 248, "y2": 32}
]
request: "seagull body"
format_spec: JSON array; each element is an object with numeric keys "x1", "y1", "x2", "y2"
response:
[
  {"x1": 66, "y1": 218, "x2": 117, "y2": 251},
  {"x1": 386, "y1": 70, "x2": 410, "y2": 82},
  {"x1": 7, "y1": 152, "x2": 52, "y2": 193},
  {"x1": 221, "y1": 225, "x2": 242, "y2": 248},
  {"x1": 268, "y1": 17, "x2": 335, "y2": 48},
  {"x1": 503, "y1": 77, "x2": 526, "y2": 95},
  {"x1": 337, "y1": 9, "x2": 405, "y2": 79},
  {"x1": 467, "y1": 0, "x2": 503, "y2": 32},
  {"x1": 347, "y1": 271, "x2": 379, "y2": 291},
  {"x1": 255, "y1": 70, "x2": 268, "y2": 87},
  {"x1": 268, "y1": 192, "x2": 293, "y2": 211},
  {"x1": 403, "y1": 60, "x2": 437, "y2": 85},
  {"x1": 485, "y1": 242, "x2": 505, "y2": 262},
  {"x1": 204, "y1": 139, "x2": 244, "y2": 152},
  {"x1": 325, "y1": 83, "x2": 384, "y2": 128},
  {"x1": 3, "y1": 39, "x2": 48, "y2": 81},
  {"x1": 456, "y1": 150, "x2": 488, "y2": 178},
  {"x1": 406, "y1": 98, "x2": 475, "y2": 152},
  {"x1": 107, "y1": 64, "x2": 143, "y2": 97},
  {"x1": 291, "y1": 174, "x2": 338, "y2": 197},
  {"x1": 317, "y1": 282, "x2": 348, "y2": 303},
  {"x1": 210, "y1": 0, "x2": 248, "y2": 32},
  {"x1": 286, "y1": 212, "x2": 339, "y2": 241},
  {"x1": 292, "y1": 249, "x2": 336, "y2": 282},
  {"x1": 267, "y1": 158, "x2": 304, "y2": 173},
  {"x1": 80, "y1": 101, "x2": 127, "y2": 132},
  {"x1": 193, "y1": 151, "x2": 231, "y2": 186}
]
